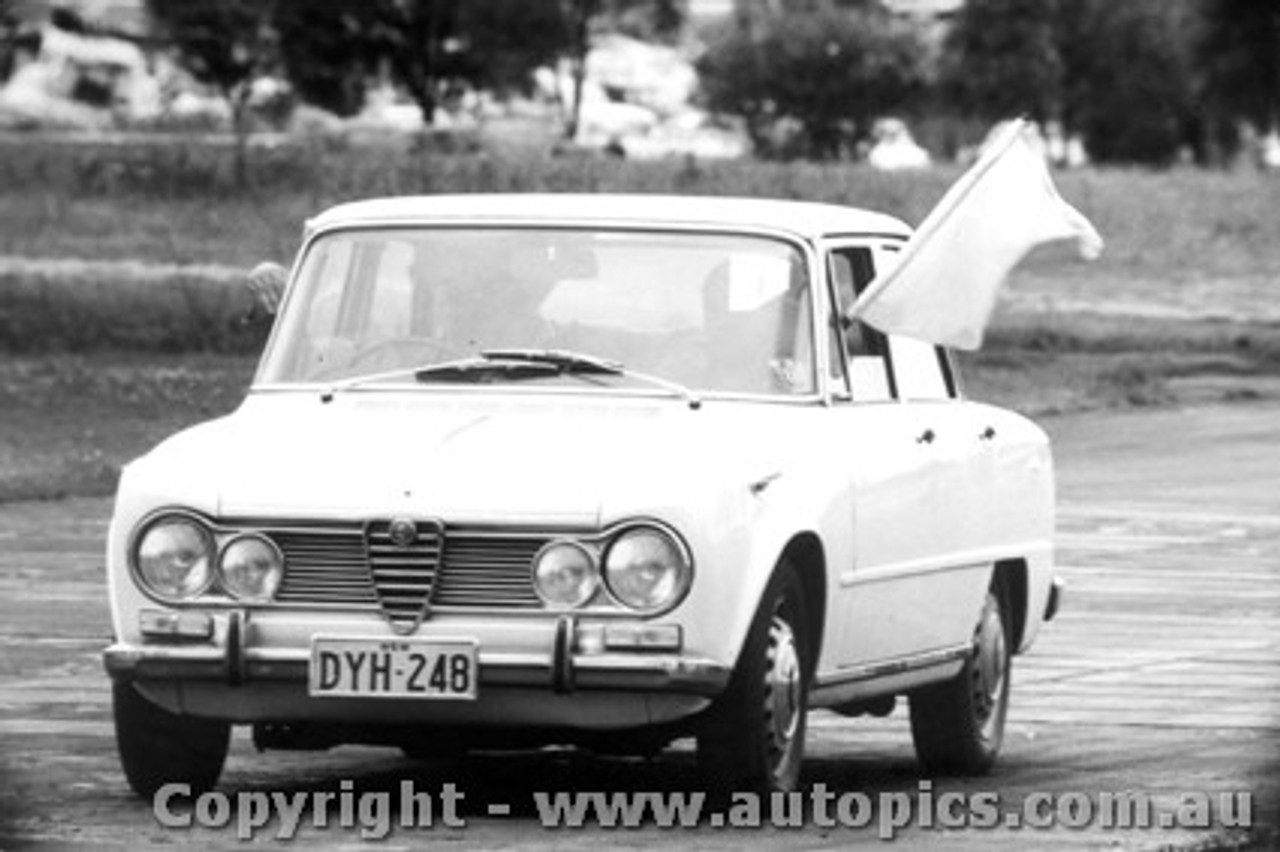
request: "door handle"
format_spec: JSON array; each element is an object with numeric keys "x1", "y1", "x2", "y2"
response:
[
  {"x1": 979, "y1": 426, "x2": 997, "y2": 441},
  {"x1": 916, "y1": 428, "x2": 936, "y2": 445}
]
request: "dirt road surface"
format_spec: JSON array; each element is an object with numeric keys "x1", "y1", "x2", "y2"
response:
[{"x1": 1, "y1": 402, "x2": 1277, "y2": 850}]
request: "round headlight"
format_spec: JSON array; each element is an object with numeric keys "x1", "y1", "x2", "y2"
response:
[
  {"x1": 134, "y1": 516, "x2": 214, "y2": 599},
  {"x1": 218, "y1": 535, "x2": 284, "y2": 602},
  {"x1": 532, "y1": 541, "x2": 598, "y2": 609},
  {"x1": 603, "y1": 526, "x2": 691, "y2": 613}
]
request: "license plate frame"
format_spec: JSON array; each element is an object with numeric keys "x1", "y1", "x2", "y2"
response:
[{"x1": 308, "y1": 636, "x2": 479, "y2": 700}]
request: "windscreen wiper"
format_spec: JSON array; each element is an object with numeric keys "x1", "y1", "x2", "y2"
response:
[
  {"x1": 414, "y1": 356, "x2": 559, "y2": 383},
  {"x1": 480, "y1": 348, "x2": 622, "y2": 374},
  {"x1": 317, "y1": 356, "x2": 554, "y2": 402},
  {"x1": 320, "y1": 350, "x2": 701, "y2": 409},
  {"x1": 482, "y1": 349, "x2": 702, "y2": 409}
]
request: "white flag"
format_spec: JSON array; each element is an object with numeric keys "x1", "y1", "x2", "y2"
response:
[{"x1": 848, "y1": 119, "x2": 1103, "y2": 350}]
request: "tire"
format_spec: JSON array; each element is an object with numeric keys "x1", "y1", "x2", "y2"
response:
[
  {"x1": 909, "y1": 589, "x2": 1010, "y2": 775},
  {"x1": 698, "y1": 563, "x2": 811, "y2": 794},
  {"x1": 113, "y1": 681, "x2": 231, "y2": 798}
]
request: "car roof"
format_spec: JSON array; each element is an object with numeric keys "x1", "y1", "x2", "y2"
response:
[{"x1": 306, "y1": 194, "x2": 911, "y2": 242}]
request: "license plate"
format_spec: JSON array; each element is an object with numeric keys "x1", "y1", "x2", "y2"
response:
[{"x1": 308, "y1": 637, "x2": 478, "y2": 699}]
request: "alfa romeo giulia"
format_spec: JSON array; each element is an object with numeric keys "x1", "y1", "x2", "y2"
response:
[{"x1": 103, "y1": 194, "x2": 1061, "y2": 797}]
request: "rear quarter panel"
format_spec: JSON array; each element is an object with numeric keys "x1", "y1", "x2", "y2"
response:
[{"x1": 961, "y1": 400, "x2": 1056, "y2": 652}]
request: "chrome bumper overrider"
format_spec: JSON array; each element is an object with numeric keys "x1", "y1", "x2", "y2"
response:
[
  {"x1": 103, "y1": 611, "x2": 730, "y2": 697},
  {"x1": 1044, "y1": 576, "x2": 1065, "y2": 622}
]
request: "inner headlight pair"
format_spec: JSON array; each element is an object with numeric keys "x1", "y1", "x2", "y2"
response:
[
  {"x1": 532, "y1": 525, "x2": 692, "y2": 614},
  {"x1": 133, "y1": 514, "x2": 282, "y2": 603}
]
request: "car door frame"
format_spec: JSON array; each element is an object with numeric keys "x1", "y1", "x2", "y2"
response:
[{"x1": 810, "y1": 236, "x2": 993, "y2": 703}]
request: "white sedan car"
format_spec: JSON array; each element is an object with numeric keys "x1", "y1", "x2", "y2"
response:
[{"x1": 104, "y1": 194, "x2": 1061, "y2": 797}]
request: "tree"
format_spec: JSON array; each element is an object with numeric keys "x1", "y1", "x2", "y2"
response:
[
  {"x1": 699, "y1": 3, "x2": 927, "y2": 159},
  {"x1": 559, "y1": 0, "x2": 595, "y2": 142},
  {"x1": 607, "y1": 0, "x2": 682, "y2": 43},
  {"x1": 939, "y1": 0, "x2": 1201, "y2": 165},
  {"x1": 146, "y1": 0, "x2": 280, "y2": 186},
  {"x1": 939, "y1": 0, "x2": 1063, "y2": 125},
  {"x1": 1057, "y1": 1, "x2": 1199, "y2": 165},
  {"x1": 274, "y1": 0, "x2": 679, "y2": 139},
  {"x1": 0, "y1": 0, "x2": 22, "y2": 83},
  {"x1": 166, "y1": 0, "x2": 681, "y2": 142},
  {"x1": 1199, "y1": 0, "x2": 1280, "y2": 140},
  {"x1": 456, "y1": 0, "x2": 574, "y2": 97},
  {"x1": 558, "y1": 0, "x2": 685, "y2": 141},
  {"x1": 273, "y1": 2, "x2": 367, "y2": 117},
  {"x1": 275, "y1": 0, "x2": 571, "y2": 127},
  {"x1": 356, "y1": 1, "x2": 465, "y2": 127}
]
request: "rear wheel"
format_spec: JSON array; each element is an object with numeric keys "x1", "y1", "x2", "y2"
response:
[
  {"x1": 909, "y1": 589, "x2": 1010, "y2": 775},
  {"x1": 113, "y1": 681, "x2": 230, "y2": 798},
  {"x1": 698, "y1": 563, "x2": 811, "y2": 794}
]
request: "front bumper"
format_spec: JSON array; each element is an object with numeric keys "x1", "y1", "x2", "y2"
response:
[{"x1": 103, "y1": 610, "x2": 730, "y2": 698}]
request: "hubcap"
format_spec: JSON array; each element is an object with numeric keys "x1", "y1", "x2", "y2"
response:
[
  {"x1": 970, "y1": 599, "x2": 1007, "y2": 741},
  {"x1": 764, "y1": 615, "x2": 802, "y2": 777}
]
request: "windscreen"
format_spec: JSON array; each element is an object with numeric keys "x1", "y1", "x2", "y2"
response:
[{"x1": 258, "y1": 227, "x2": 816, "y2": 397}]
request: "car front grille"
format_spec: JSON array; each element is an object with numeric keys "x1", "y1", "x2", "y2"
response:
[
  {"x1": 262, "y1": 522, "x2": 546, "y2": 620},
  {"x1": 271, "y1": 528, "x2": 379, "y2": 607},
  {"x1": 365, "y1": 519, "x2": 444, "y2": 631}
]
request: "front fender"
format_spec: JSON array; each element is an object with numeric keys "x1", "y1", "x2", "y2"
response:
[
  {"x1": 651, "y1": 463, "x2": 842, "y2": 675},
  {"x1": 106, "y1": 459, "x2": 224, "y2": 645}
]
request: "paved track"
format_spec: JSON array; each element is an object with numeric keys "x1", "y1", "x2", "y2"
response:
[{"x1": 1, "y1": 403, "x2": 1277, "y2": 849}]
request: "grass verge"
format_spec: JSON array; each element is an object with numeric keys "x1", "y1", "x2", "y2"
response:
[
  {"x1": 2, "y1": 139, "x2": 1279, "y2": 289},
  {"x1": 0, "y1": 353, "x2": 256, "y2": 503}
]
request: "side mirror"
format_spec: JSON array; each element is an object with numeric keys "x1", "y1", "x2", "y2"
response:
[{"x1": 245, "y1": 261, "x2": 288, "y2": 317}]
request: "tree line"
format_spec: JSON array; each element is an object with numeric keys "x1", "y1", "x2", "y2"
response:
[
  {"x1": 140, "y1": 0, "x2": 678, "y2": 142},
  {"x1": 6, "y1": 0, "x2": 1277, "y2": 167},
  {"x1": 703, "y1": 0, "x2": 1279, "y2": 165}
]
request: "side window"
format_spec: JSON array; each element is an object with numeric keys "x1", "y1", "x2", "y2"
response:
[
  {"x1": 889, "y1": 336, "x2": 951, "y2": 400},
  {"x1": 871, "y1": 242, "x2": 952, "y2": 400},
  {"x1": 828, "y1": 247, "x2": 893, "y2": 402}
]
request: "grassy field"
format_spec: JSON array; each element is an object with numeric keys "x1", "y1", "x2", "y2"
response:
[
  {"x1": 1, "y1": 139, "x2": 1278, "y2": 502},
  {"x1": 0, "y1": 354, "x2": 254, "y2": 502},
  {"x1": 3, "y1": 138, "x2": 1279, "y2": 278}
]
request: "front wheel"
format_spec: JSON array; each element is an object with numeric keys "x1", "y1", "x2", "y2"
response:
[
  {"x1": 909, "y1": 590, "x2": 1010, "y2": 775},
  {"x1": 113, "y1": 681, "x2": 231, "y2": 798},
  {"x1": 697, "y1": 564, "x2": 811, "y2": 794}
]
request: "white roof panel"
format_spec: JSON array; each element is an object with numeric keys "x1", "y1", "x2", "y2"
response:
[{"x1": 307, "y1": 194, "x2": 911, "y2": 242}]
